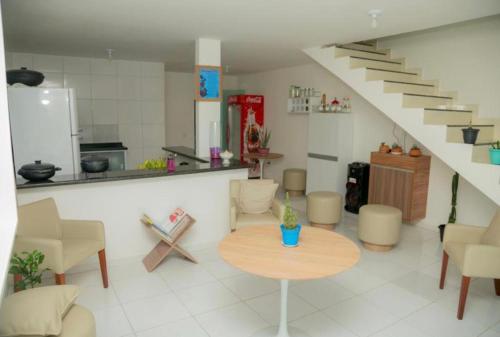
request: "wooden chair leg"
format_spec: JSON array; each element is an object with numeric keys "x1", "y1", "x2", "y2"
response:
[
  {"x1": 98, "y1": 249, "x2": 109, "y2": 288},
  {"x1": 13, "y1": 274, "x2": 22, "y2": 292},
  {"x1": 55, "y1": 273, "x2": 65, "y2": 285},
  {"x1": 457, "y1": 276, "x2": 471, "y2": 320},
  {"x1": 439, "y1": 251, "x2": 449, "y2": 289},
  {"x1": 495, "y1": 279, "x2": 500, "y2": 296}
]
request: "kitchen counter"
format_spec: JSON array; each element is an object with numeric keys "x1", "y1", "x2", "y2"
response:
[
  {"x1": 162, "y1": 146, "x2": 209, "y2": 163},
  {"x1": 17, "y1": 148, "x2": 247, "y2": 189}
]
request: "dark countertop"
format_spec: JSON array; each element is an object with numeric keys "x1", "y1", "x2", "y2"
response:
[
  {"x1": 162, "y1": 146, "x2": 209, "y2": 163},
  {"x1": 16, "y1": 158, "x2": 247, "y2": 189},
  {"x1": 81, "y1": 142, "x2": 128, "y2": 152}
]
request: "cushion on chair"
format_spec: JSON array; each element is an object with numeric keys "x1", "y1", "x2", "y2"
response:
[
  {"x1": 236, "y1": 211, "x2": 282, "y2": 227},
  {"x1": 0, "y1": 285, "x2": 79, "y2": 337},
  {"x1": 58, "y1": 305, "x2": 96, "y2": 337},
  {"x1": 63, "y1": 239, "x2": 104, "y2": 270},
  {"x1": 239, "y1": 181, "x2": 278, "y2": 214},
  {"x1": 444, "y1": 241, "x2": 466, "y2": 272},
  {"x1": 481, "y1": 209, "x2": 500, "y2": 246},
  {"x1": 17, "y1": 198, "x2": 62, "y2": 239}
]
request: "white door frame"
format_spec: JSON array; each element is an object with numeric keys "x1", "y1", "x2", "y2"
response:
[{"x1": 0, "y1": 5, "x2": 19, "y2": 302}]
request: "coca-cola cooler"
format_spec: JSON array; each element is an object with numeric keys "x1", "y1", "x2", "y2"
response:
[{"x1": 227, "y1": 95, "x2": 264, "y2": 161}]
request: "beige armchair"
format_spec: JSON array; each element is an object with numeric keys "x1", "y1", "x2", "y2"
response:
[
  {"x1": 14, "y1": 198, "x2": 108, "y2": 288},
  {"x1": 230, "y1": 179, "x2": 285, "y2": 231},
  {"x1": 440, "y1": 208, "x2": 500, "y2": 319}
]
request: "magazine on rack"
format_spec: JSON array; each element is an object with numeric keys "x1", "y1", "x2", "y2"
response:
[{"x1": 140, "y1": 208, "x2": 191, "y2": 241}]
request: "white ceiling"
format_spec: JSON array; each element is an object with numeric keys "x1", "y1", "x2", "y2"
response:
[{"x1": 2, "y1": 0, "x2": 500, "y2": 74}]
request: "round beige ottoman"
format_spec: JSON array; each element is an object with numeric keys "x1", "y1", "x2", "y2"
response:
[
  {"x1": 358, "y1": 204, "x2": 402, "y2": 252},
  {"x1": 307, "y1": 191, "x2": 342, "y2": 230},
  {"x1": 283, "y1": 168, "x2": 306, "y2": 196}
]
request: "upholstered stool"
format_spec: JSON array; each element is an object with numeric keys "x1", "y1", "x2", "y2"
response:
[
  {"x1": 283, "y1": 168, "x2": 306, "y2": 196},
  {"x1": 358, "y1": 204, "x2": 402, "y2": 252},
  {"x1": 307, "y1": 191, "x2": 342, "y2": 230}
]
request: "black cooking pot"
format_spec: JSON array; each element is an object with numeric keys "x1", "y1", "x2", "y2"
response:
[
  {"x1": 7, "y1": 67, "x2": 45, "y2": 86},
  {"x1": 81, "y1": 156, "x2": 109, "y2": 173},
  {"x1": 18, "y1": 160, "x2": 61, "y2": 181}
]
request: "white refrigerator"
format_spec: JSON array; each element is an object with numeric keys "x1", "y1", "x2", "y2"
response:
[
  {"x1": 306, "y1": 112, "x2": 353, "y2": 196},
  {"x1": 8, "y1": 87, "x2": 81, "y2": 176}
]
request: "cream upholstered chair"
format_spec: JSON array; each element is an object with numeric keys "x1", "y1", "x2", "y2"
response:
[
  {"x1": 14, "y1": 198, "x2": 108, "y2": 287},
  {"x1": 440, "y1": 208, "x2": 500, "y2": 319},
  {"x1": 230, "y1": 179, "x2": 285, "y2": 231}
]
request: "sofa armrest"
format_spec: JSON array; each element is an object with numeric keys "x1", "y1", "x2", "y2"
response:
[
  {"x1": 271, "y1": 198, "x2": 285, "y2": 223},
  {"x1": 230, "y1": 198, "x2": 239, "y2": 231},
  {"x1": 463, "y1": 244, "x2": 500, "y2": 278},
  {"x1": 61, "y1": 219, "x2": 105, "y2": 243},
  {"x1": 13, "y1": 236, "x2": 64, "y2": 274},
  {"x1": 443, "y1": 224, "x2": 486, "y2": 246}
]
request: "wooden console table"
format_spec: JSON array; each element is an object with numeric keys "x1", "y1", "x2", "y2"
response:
[{"x1": 368, "y1": 152, "x2": 431, "y2": 223}]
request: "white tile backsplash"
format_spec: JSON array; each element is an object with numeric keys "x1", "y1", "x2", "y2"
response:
[
  {"x1": 92, "y1": 99, "x2": 118, "y2": 125},
  {"x1": 118, "y1": 76, "x2": 141, "y2": 100},
  {"x1": 141, "y1": 100, "x2": 165, "y2": 124},
  {"x1": 91, "y1": 58, "x2": 117, "y2": 75},
  {"x1": 64, "y1": 74, "x2": 92, "y2": 99},
  {"x1": 118, "y1": 100, "x2": 142, "y2": 124},
  {"x1": 12, "y1": 53, "x2": 33, "y2": 69},
  {"x1": 41, "y1": 72, "x2": 64, "y2": 88},
  {"x1": 33, "y1": 54, "x2": 63, "y2": 72},
  {"x1": 141, "y1": 77, "x2": 164, "y2": 100},
  {"x1": 8, "y1": 52, "x2": 165, "y2": 158},
  {"x1": 92, "y1": 75, "x2": 117, "y2": 99},
  {"x1": 63, "y1": 57, "x2": 91, "y2": 74}
]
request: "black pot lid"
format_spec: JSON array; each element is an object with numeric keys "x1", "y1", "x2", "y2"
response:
[{"x1": 20, "y1": 160, "x2": 56, "y2": 171}]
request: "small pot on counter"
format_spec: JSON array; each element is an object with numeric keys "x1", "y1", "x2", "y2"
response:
[
  {"x1": 81, "y1": 156, "x2": 109, "y2": 173},
  {"x1": 7, "y1": 67, "x2": 45, "y2": 86},
  {"x1": 18, "y1": 160, "x2": 61, "y2": 181}
]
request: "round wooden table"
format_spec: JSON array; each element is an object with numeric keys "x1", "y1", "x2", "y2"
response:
[
  {"x1": 243, "y1": 152, "x2": 283, "y2": 179},
  {"x1": 219, "y1": 225, "x2": 360, "y2": 337}
]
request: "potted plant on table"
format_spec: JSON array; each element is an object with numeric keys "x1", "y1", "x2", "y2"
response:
[
  {"x1": 409, "y1": 144, "x2": 422, "y2": 157},
  {"x1": 9, "y1": 250, "x2": 49, "y2": 291},
  {"x1": 438, "y1": 172, "x2": 459, "y2": 242},
  {"x1": 280, "y1": 193, "x2": 302, "y2": 247},
  {"x1": 489, "y1": 141, "x2": 500, "y2": 165},
  {"x1": 391, "y1": 143, "x2": 403, "y2": 155},
  {"x1": 258, "y1": 128, "x2": 271, "y2": 155},
  {"x1": 462, "y1": 122, "x2": 480, "y2": 144}
]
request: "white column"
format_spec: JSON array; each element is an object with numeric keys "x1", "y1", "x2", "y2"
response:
[{"x1": 195, "y1": 38, "x2": 221, "y2": 158}]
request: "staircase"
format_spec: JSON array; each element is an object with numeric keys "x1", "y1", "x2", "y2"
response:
[{"x1": 305, "y1": 41, "x2": 500, "y2": 205}]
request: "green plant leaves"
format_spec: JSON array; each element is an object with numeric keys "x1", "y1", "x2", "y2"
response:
[{"x1": 9, "y1": 250, "x2": 49, "y2": 290}]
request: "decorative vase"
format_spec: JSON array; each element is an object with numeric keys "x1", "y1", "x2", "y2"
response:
[
  {"x1": 280, "y1": 224, "x2": 302, "y2": 247},
  {"x1": 409, "y1": 148, "x2": 422, "y2": 157},
  {"x1": 258, "y1": 148, "x2": 270, "y2": 155},
  {"x1": 462, "y1": 127, "x2": 480, "y2": 144},
  {"x1": 391, "y1": 146, "x2": 403, "y2": 155},
  {"x1": 489, "y1": 148, "x2": 500, "y2": 165},
  {"x1": 379, "y1": 142, "x2": 390, "y2": 153}
]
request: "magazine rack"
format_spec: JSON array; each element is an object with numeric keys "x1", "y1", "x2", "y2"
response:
[{"x1": 141, "y1": 214, "x2": 197, "y2": 272}]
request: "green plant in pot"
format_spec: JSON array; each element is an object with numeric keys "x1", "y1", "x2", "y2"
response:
[
  {"x1": 489, "y1": 140, "x2": 500, "y2": 165},
  {"x1": 439, "y1": 172, "x2": 459, "y2": 242},
  {"x1": 280, "y1": 193, "x2": 302, "y2": 247},
  {"x1": 9, "y1": 250, "x2": 49, "y2": 291},
  {"x1": 462, "y1": 121, "x2": 480, "y2": 144},
  {"x1": 258, "y1": 128, "x2": 271, "y2": 155}
]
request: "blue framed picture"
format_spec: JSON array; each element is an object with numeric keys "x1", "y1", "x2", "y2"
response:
[{"x1": 195, "y1": 65, "x2": 222, "y2": 101}]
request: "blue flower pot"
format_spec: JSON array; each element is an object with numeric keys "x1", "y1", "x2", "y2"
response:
[
  {"x1": 489, "y1": 148, "x2": 500, "y2": 165},
  {"x1": 280, "y1": 224, "x2": 302, "y2": 247}
]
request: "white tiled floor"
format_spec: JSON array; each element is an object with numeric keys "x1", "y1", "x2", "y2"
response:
[{"x1": 56, "y1": 197, "x2": 500, "y2": 337}]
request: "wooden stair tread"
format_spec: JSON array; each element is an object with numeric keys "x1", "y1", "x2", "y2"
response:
[
  {"x1": 336, "y1": 45, "x2": 387, "y2": 55},
  {"x1": 384, "y1": 80, "x2": 434, "y2": 87},
  {"x1": 403, "y1": 93, "x2": 453, "y2": 99},
  {"x1": 366, "y1": 67, "x2": 418, "y2": 75},
  {"x1": 350, "y1": 56, "x2": 401, "y2": 64},
  {"x1": 447, "y1": 124, "x2": 494, "y2": 127},
  {"x1": 424, "y1": 108, "x2": 473, "y2": 113},
  {"x1": 354, "y1": 41, "x2": 376, "y2": 47}
]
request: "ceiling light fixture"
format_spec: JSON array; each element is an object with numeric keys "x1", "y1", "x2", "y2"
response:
[
  {"x1": 106, "y1": 48, "x2": 114, "y2": 61},
  {"x1": 368, "y1": 9, "x2": 382, "y2": 28}
]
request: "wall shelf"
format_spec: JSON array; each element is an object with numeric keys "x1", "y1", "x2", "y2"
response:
[{"x1": 287, "y1": 96, "x2": 320, "y2": 114}]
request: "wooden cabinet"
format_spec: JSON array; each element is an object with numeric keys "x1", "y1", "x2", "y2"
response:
[{"x1": 368, "y1": 152, "x2": 430, "y2": 223}]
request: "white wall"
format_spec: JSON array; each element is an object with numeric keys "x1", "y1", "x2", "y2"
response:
[
  {"x1": 164, "y1": 71, "x2": 239, "y2": 148},
  {"x1": 5, "y1": 52, "x2": 165, "y2": 169},
  {"x1": 239, "y1": 62, "x2": 498, "y2": 229},
  {"x1": 0, "y1": 14, "x2": 18, "y2": 301},
  {"x1": 379, "y1": 15, "x2": 500, "y2": 121}
]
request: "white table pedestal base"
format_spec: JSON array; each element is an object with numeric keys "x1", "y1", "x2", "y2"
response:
[
  {"x1": 252, "y1": 280, "x2": 310, "y2": 337},
  {"x1": 258, "y1": 158, "x2": 265, "y2": 179}
]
